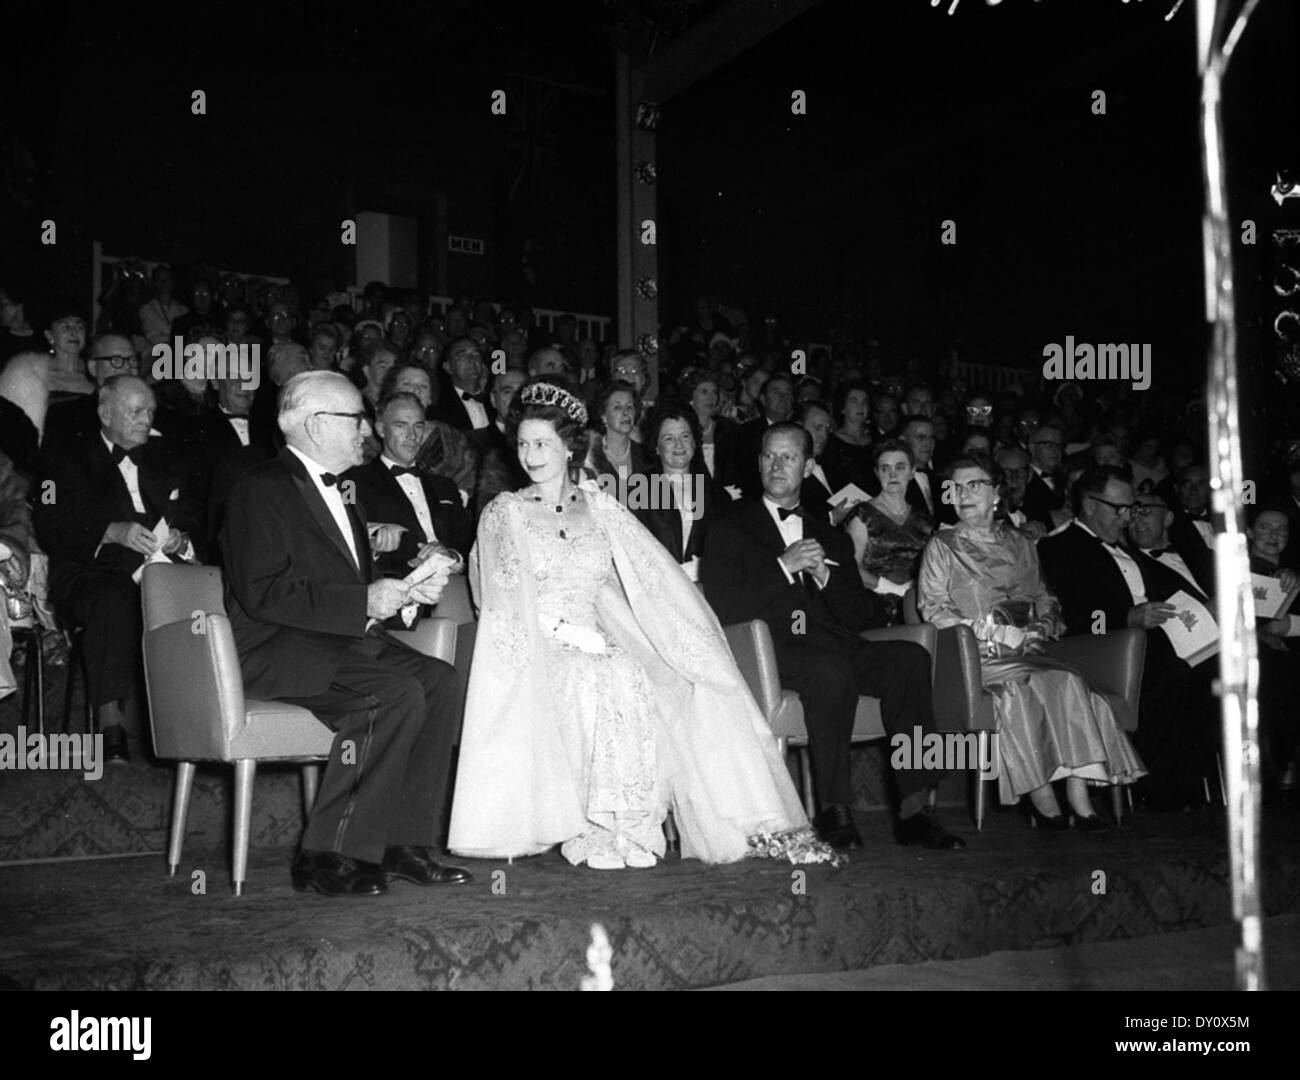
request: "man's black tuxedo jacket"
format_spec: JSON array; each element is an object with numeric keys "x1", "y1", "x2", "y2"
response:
[
  {"x1": 633, "y1": 469, "x2": 727, "y2": 565},
  {"x1": 35, "y1": 429, "x2": 199, "y2": 596},
  {"x1": 1022, "y1": 469, "x2": 1066, "y2": 528},
  {"x1": 344, "y1": 457, "x2": 472, "y2": 577},
  {"x1": 701, "y1": 496, "x2": 887, "y2": 653},
  {"x1": 435, "y1": 383, "x2": 488, "y2": 432},
  {"x1": 190, "y1": 410, "x2": 277, "y2": 558},
  {"x1": 222, "y1": 447, "x2": 377, "y2": 700},
  {"x1": 1037, "y1": 521, "x2": 1206, "y2": 638}
]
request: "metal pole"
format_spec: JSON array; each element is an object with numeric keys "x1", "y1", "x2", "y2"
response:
[{"x1": 1197, "y1": 0, "x2": 1265, "y2": 992}]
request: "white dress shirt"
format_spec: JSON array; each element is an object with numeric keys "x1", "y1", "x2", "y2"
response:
[
  {"x1": 221, "y1": 409, "x2": 251, "y2": 448},
  {"x1": 913, "y1": 469, "x2": 935, "y2": 515},
  {"x1": 382, "y1": 454, "x2": 437, "y2": 543},
  {"x1": 104, "y1": 432, "x2": 147, "y2": 515},
  {"x1": 456, "y1": 388, "x2": 490, "y2": 430},
  {"x1": 1078, "y1": 521, "x2": 1146, "y2": 604},
  {"x1": 1143, "y1": 546, "x2": 1199, "y2": 593},
  {"x1": 763, "y1": 496, "x2": 827, "y2": 590},
  {"x1": 287, "y1": 445, "x2": 360, "y2": 570}
]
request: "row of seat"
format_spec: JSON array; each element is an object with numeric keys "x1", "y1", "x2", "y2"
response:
[{"x1": 139, "y1": 564, "x2": 1145, "y2": 894}]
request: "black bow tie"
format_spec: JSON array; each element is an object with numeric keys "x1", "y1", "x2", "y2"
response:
[
  {"x1": 110, "y1": 444, "x2": 144, "y2": 466},
  {"x1": 460, "y1": 391, "x2": 485, "y2": 403},
  {"x1": 777, "y1": 505, "x2": 804, "y2": 521},
  {"x1": 321, "y1": 472, "x2": 341, "y2": 487},
  {"x1": 1147, "y1": 546, "x2": 1178, "y2": 557},
  {"x1": 389, "y1": 464, "x2": 419, "y2": 478}
]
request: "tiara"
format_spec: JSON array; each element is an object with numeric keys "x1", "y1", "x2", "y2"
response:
[{"x1": 519, "y1": 382, "x2": 588, "y2": 425}]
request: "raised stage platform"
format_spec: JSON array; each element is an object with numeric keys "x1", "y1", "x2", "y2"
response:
[{"x1": 2, "y1": 760, "x2": 1298, "y2": 991}]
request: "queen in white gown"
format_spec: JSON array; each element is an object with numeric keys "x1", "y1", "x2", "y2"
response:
[{"x1": 447, "y1": 380, "x2": 830, "y2": 868}]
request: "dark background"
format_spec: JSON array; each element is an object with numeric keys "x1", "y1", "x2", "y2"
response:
[{"x1": 3, "y1": 0, "x2": 1296, "y2": 398}]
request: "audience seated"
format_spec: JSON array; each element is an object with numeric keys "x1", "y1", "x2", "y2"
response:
[
  {"x1": 1038, "y1": 466, "x2": 1218, "y2": 810},
  {"x1": 820, "y1": 379, "x2": 873, "y2": 496},
  {"x1": 34, "y1": 376, "x2": 200, "y2": 762}
]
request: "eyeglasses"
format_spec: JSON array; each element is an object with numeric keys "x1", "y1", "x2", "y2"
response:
[
  {"x1": 965, "y1": 405, "x2": 993, "y2": 416},
  {"x1": 94, "y1": 354, "x2": 137, "y2": 369},
  {"x1": 948, "y1": 479, "x2": 995, "y2": 495},
  {"x1": 1089, "y1": 496, "x2": 1136, "y2": 518},
  {"x1": 314, "y1": 411, "x2": 369, "y2": 430},
  {"x1": 1131, "y1": 505, "x2": 1164, "y2": 519}
]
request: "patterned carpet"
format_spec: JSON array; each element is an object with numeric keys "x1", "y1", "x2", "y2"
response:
[{"x1": 4, "y1": 808, "x2": 1298, "y2": 990}]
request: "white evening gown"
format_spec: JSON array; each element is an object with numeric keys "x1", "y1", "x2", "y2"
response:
[{"x1": 448, "y1": 481, "x2": 829, "y2": 865}]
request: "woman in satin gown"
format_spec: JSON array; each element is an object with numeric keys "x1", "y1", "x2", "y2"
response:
[
  {"x1": 917, "y1": 451, "x2": 1145, "y2": 828},
  {"x1": 448, "y1": 379, "x2": 830, "y2": 868}
]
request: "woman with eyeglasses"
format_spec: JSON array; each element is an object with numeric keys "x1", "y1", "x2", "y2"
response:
[{"x1": 918, "y1": 451, "x2": 1145, "y2": 830}]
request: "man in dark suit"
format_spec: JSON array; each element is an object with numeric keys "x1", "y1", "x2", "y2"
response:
[
  {"x1": 345, "y1": 391, "x2": 472, "y2": 579},
  {"x1": 1038, "y1": 466, "x2": 1218, "y2": 810},
  {"x1": 196, "y1": 376, "x2": 277, "y2": 561},
  {"x1": 702, "y1": 422, "x2": 962, "y2": 851},
  {"x1": 719, "y1": 372, "x2": 795, "y2": 498},
  {"x1": 435, "y1": 337, "x2": 491, "y2": 433},
  {"x1": 221, "y1": 370, "x2": 470, "y2": 897},
  {"x1": 41, "y1": 334, "x2": 141, "y2": 455},
  {"x1": 35, "y1": 376, "x2": 199, "y2": 762},
  {"x1": 1022, "y1": 423, "x2": 1069, "y2": 529},
  {"x1": 797, "y1": 400, "x2": 836, "y2": 524}
]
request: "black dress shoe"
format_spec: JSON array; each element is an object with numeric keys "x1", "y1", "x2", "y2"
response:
[
  {"x1": 895, "y1": 807, "x2": 966, "y2": 849},
  {"x1": 813, "y1": 805, "x2": 864, "y2": 850},
  {"x1": 381, "y1": 845, "x2": 473, "y2": 886},
  {"x1": 1021, "y1": 800, "x2": 1071, "y2": 831},
  {"x1": 291, "y1": 850, "x2": 388, "y2": 896},
  {"x1": 1073, "y1": 812, "x2": 1111, "y2": 832}
]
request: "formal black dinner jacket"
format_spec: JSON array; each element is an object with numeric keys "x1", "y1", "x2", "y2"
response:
[
  {"x1": 1022, "y1": 469, "x2": 1066, "y2": 528},
  {"x1": 632, "y1": 469, "x2": 727, "y2": 565},
  {"x1": 35, "y1": 428, "x2": 198, "y2": 588},
  {"x1": 701, "y1": 494, "x2": 886, "y2": 653},
  {"x1": 1038, "y1": 521, "x2": 1204, "y2": 638},
  {"x1": 344, "y1": 457, "x2": 472, "y2": 577},
  {"x1": 221, "y1": 447, "x2": 374, "y2": 700},
  {"x1": 434, "y1": 382, "x2": 488, "y2": 432}
]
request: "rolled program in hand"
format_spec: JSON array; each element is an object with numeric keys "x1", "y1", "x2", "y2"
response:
[{"x1": 403, "y1": 550, "x2": 457, "y2": 588}]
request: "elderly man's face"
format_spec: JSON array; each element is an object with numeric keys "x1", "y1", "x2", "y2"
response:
[
  {"x1": 995, "y1": 449, "x2": 1029, "y2": 502},
  {"x1": 1028, "y1": 428, "x2": 1063, "y2": 472},
  {"x1": 1082, "y1": 478, "x2": 1136, "y2": 544},
  {"x1": 446, "y1": 340, "x2": 486, "y2": 390},
  {"x1": 759, "y1": 428, "x2": 813, "y2": 503},
  {"x1": 491, "y1": 371, "x2": 526, "y2": 419},
  {"x1": 99, "y1": 380, "x2": 156, "y2": 449},
  {"x1": 802, "y1": 407, "x2": 832, "y2": 458},
  {"x1": 1128, "y1": 497, "x2": 1172, "y2": 550},
  {"x1": 531, "y1": 349, "x2": 568, "y2": 376},
  {"x1": 306, "y1": 383, "x2": 370, "y2": 472},
  {"x1": 217, "y1": 378, "x2": 255, "y2": 416},
  {"x1": 90, "y1": 336, "x2": 139, "y2": 386},
  {"x1": 377, "y1": 398, "x2": 427, "y2": 467},
  {"x1": 903, "y1": 420, "x2": 936, "y2": 468}
]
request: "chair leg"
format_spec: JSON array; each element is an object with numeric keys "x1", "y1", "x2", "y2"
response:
[
  {"x1": 81, "y1": 639, "x2": 95, "y2": 734},
  {"x1": 798, "y1": 748, "x2": 816, "y2": 820},
  {"x1": 62, "y1": 639, "x2": 76, "y2": 733},
  {"x1": 974, "y1": 731, "x2": 989, "y2": 829},
  {"x1": 301, "y1": 764, "x2": 320, "y2": 816},
  {"x1": 663, "y1": 811, "x2": 679, "y2": 852},
  {"x1": 1110, "y1": 784, "x2": 1123, "y2": 824},
  {"x1": 32, "y1": 632, "x2": 44, "y2": 738},
  {"x1": 168, "y1": 761, "x2": 197, "y2": 875},
  {"x1": 232, "y1": 759, "x2": 256, "y2": 897}
]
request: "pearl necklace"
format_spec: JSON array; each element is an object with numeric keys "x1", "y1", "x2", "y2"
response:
[{"x1": 532, "y1": 489, "x2": 580, "y2": 539}]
